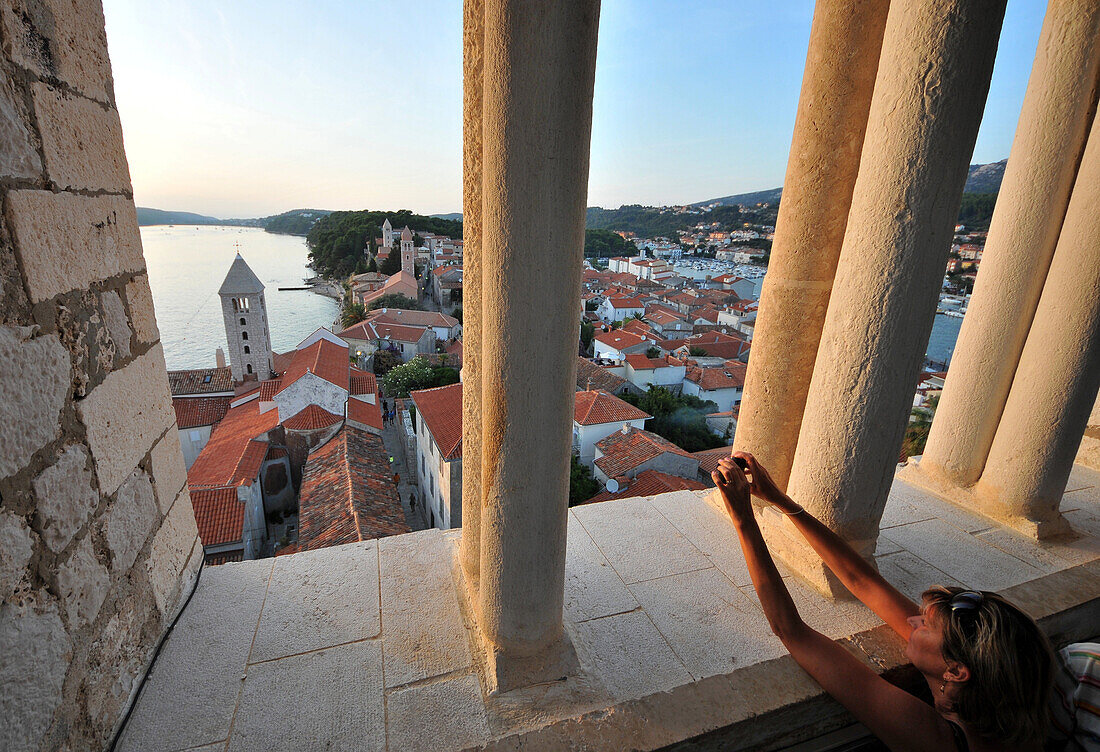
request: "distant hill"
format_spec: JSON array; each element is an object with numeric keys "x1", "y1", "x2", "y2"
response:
[
  {"x1": 431, "y1": 212, "x2": 463, "y2": 221},
  {"x1": 136, "y1": 207, "x2": 223, "y2": 226},
  {"x1": 690, "y1": 187, "x2": 783, "y2": 209}
]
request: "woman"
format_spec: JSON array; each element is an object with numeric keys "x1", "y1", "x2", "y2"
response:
[{"x1": 713, "y1": 452, "x2": 1055, "y2": 752}]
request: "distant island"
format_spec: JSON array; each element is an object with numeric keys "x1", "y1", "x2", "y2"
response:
[{"x1": 136, "y1": 207, "x2": 332, "y2": 236}]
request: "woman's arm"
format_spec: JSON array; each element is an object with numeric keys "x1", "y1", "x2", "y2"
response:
[
  {"x1": 713, "y1": 462, "x2": 956, "y2": 752},
  {"x1": 732, "y1": 453, "x2": 919, "y2": 639}
]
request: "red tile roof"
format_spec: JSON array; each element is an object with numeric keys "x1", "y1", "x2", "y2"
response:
[
  {"x1": 573, "y1": 390, "x2": 650, "y2": 426},
  {"x1": 586, "y1": 469, "x2": 708, "y2": 503},
  {"x1": 272, "y1": 350, "x2": 295, "y2": 375},
  {"x1": 644, "y1": 310, "x2": 686, "y2": 326},
  {"x1": 189, "y1": 487, "x2": 244, "y2": 547},
  {"x1": 594, "y1": 427, "x2": 691, "y2": 478},
  {"x1": 282, "y1": 404, "x2": 343, "y2": 431},
  {"x1": 172, "y1": 396, "x2": 232, "y2": 429},
  {"x1": 350, "y1": 371, "x2": 378, "y2": 396},
  {"x1": 620, "y1": 318, "x2": 657, "y2": 338},
  {"x1": 338, "y1": 320, "x2": 429, "y2": 344},
  {"x1": 278, "y1": 338, "x2": 350, "y2": 394},
  {"x1": 624, "y1": 354, "x2": 682, "y2": 371},
  {"x1": 685, "y1": 361, "x2": 747, "y2": 391},
  {"x1": 410, "y1": 382, "x2": 462, "y2": 460},
  {"x1": 363, "y1": 309, "x2": 458, "y2": 329},
  {"x1": 691, "y1": 447, "x2": 732, "y2": 476},
  {"x1": 606, "y1": 297, "x2": 645, "y2": 308},
  {"x1": 275, "y1": 542, "x2": 299, "y2": 556},
  {"x1": 298, "y1": 427, "x2": 409, "y2": 551},
  {"x1": 258, "y1": 379, "x2": 283, "y2": 400},
  {"x1": 594, "y1": 330, "x2": 648, "y2": 351},
  {"x1": 348, "y1": 397, "x2": 384, "y2": 431},
  {"x1": 168, "y1": 367, "x2": 233, "y2": 395},
  {"x1": 575, "y1": 357, "x2": 633, "y2": 394},
  {"x1": 187, "y1": 400, "x2": 279, "y2": 488}
]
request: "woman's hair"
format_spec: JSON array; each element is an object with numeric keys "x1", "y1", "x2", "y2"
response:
[{"x1": 921, "y1": 586, "x2": 1054, "y2": 746}]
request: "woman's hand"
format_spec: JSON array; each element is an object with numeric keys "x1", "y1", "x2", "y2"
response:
[
  {"x1": 733, "y1": 451, "x2": 802, "y2": 513},
  {"x1": 713, "y1": 457, "x2": 754, "y2": 526}
]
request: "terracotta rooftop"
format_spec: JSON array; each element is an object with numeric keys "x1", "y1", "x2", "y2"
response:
[
  {"x1": 624, "y1": 354, "x2": 682, "y2": 371},
  {"x1": 172, "y1": 396, "x2": 231, "y2": 429},
  {"x1": 167, "y1": 367, "x2": 233, "y2": 395},
  {"x1": 685, "y1": 361, "x2": 748, "y2": 391},
  {"x1": 278, "y1": 338, "x2": 350, "y2": 394},
  {"x1": 189, "y1": 487, "x2": 244, "y2": 548},
  {"x1": 594, "y1": 330, "x2": 647, "y2": 351},
  {"x1": 347, "y1": 397, "x2": 384, "y2": 432},
  {"x1": 282, "y1": 404, "x2": 343, "y2": 431},
  {"x1": 298, "y1": 427, "x2": 409, "y2": 551},
  {"x1": 606, "y1": 296, "x2": 645, "y2": 308},
  {"x1": 410, "y1": 382, "x2": 463, "y2": 460},
  {"x1": 272, "y1": 350, "x2": 295, "y2": 375},
  {"x1": 644, "y1": 310, "x2": 686, "y2": 326},
  {"x1": 258, "y1": 380, "x2": 282, "y2": 401},
  {"x1": 363, "y1": 308, "x2": 458, "y2": 329},
  {"x1": 573, "y1": 390, "x2": 650, "y2": 427},
  {"x1": 186, "y1": 400, "x2": 279, "y2": 488},
  {"x1": 350, "y1": 371, "x2": 378, "y2": 396},
  {"x1": 338, "y1": 320, "x2": 429, "y2": 344},
  {"x1": 619, "y1": 318, "x2": 657, "y2": 338},
  {"x1": 586, "y1": 469, "x2": 708, "y2": 504},
  {"x1": 575, "y1": 357, "x2": 632, "y2": 394},
  {"x1": 691, "y1": 446, "x2": 733, "y2": 476},
  {"x1": 594, "y1": 427, "x2": 691, "y2": 479}
]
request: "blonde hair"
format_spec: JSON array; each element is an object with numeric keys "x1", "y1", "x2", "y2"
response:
[{"x1": 921, "y1": 586, "x2": 1054, "y2": 746}]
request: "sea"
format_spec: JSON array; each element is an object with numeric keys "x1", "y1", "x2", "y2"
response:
[{"x1": 141, "y1": 225, "x2": 339, "y2": 370}]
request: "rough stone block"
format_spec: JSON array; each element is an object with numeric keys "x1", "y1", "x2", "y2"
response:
[
  {"x1": 149, "y1": 430, "x2": 188, "y2": 513},
  {"x1": 251, "y1": 540, "x2": 380, "y2": 663},
  {"x1": 386, "y1": 673, "x2": 490, "y2": 751},
  {"x1": 117, "y1": 559, "x2": 273, "y2": 752},
  {"x1": 5, "y1": 190, "x2": 144, "y2": 304},
  {"x1": 125, "y1": 273, "x2": 160, "y2": 344},
  {"x1": 0, "y1": 216, "x2": 32, "y2": 326},
  {"x1": 103, "y1": 470, "x2": 157, "y2": 574},
  {"x1": 146, "y1": 490, "x2": 199, "y2": 617},
  {"x1": 83, "y1": 601, "x2": 151, "y2": 729},
  {"x1": 0, "y1": 511, "x2": 34, "y2": 602},
  {"x1": 31, "y1": 83, "x2": 130, "y2": 192},
  {"x1": 227, "y1": 640, "x2": 386, "y2": 752},
  {"x1": 100, "y1": 289, "x2": 131, "y2": 359},
  {"x1": 32, "y1": 444, "x2": 98, "y2": 552},
  {"x1": 379, "y1": 531, "x2": 471, "y2": 688},
  {"x1": 0, "y1": 326, "x2": 69, "y2": 480},
  {"x1": 0, "y1": 602, "x2": 72, "y2": 752},
  {"x1": 56, "y1": 534, "x2": 108, "y2": 629},
  {"x1": 0, "y1": 0, "x2": 114, "y2": 103},
  {"x1": 0, "y1": 75, "x2": 40, "y2": 179},
  {"x1": 78, "y1": 344, "x2": 175, "y2": 496}
]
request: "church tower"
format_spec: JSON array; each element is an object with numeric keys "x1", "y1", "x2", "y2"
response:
[
  {"x1": 218, "y1": 254, "x2": 274, "y2": 381},
  {"x1": 400, "y1": 225, "x2": 415, "y2": 275},
  {"x1": 381, "y1": 218, "x2": 393, "y2": 249}
]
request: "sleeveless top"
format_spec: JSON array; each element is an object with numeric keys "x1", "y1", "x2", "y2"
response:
[{"x1": 947, "y1": 721, "x2": 969, "y2": 752}]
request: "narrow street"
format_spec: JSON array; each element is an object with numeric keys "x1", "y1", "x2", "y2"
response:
[{"x1": 379, "y1": 400, "x2": 428, "y2": 532}]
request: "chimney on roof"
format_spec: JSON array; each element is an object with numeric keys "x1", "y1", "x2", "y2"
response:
[
  {"x1": 215, "y1": 347, "x2": 226, "y2": 369},
  {"x1": 620, "y1": 424, "x2": 630, "y2": 435}
]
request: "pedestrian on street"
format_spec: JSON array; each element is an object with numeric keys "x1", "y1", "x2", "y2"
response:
[{"x1": 393, "y1": 472, "x2": 400, "y2": 487}]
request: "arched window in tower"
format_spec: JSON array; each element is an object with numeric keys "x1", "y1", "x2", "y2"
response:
[
  {"x1": 243, "y1": 345, "x2": 250, "y2": 354},
  {"x1": 241, "y1": 331, "x2": 248, "y2": 341},
  {"x1": 232, "y1": 299, "x2": 239, "y2": 313},
  {"x1": 239, "y1": 317, "x2": 246, "y2": 325},
  {"x1": 246, "y1": 364, "x2": 253, "y2": 374}
]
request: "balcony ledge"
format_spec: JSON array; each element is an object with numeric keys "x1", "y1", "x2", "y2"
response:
[{"x1": 117, "y1": 466, "x2": 1100, "y2": 751}]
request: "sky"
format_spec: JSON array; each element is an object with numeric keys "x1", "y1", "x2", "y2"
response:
[{"x1": 101, "y1": 0, "x2": 1048, "y2": 219}]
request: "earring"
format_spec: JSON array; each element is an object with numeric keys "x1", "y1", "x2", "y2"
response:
[{"x1": 939, "y1": 681, "x2": 946, "y2": 694}]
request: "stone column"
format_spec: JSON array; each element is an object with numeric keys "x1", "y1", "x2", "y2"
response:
[
  {"x1": 460, "y1": 0, "x2": 484, "y2": 585},
  {"x1": 776, "y1": 0, "x2": 1006, "y2": 596},
  {"x1": 918, "y1": 0, "x2": 1100, "y2": 489},
  {"x1": 734, "y1": 0, "x2": 889, "y2": 491},
  {"x1": 973, "y1": 110, "x2": 1100, "y2": 536},
  {"x1": 478, "y1": 0, "x2": 600, "y2": 689}
]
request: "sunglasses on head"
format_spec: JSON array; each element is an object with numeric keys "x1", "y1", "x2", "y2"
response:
[{"x1": 949, "y1": 590, "x2": 984, "y2": 614}]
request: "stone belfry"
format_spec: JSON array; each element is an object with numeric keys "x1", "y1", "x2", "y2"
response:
[
  {"x1": 400, "y1": 225, "x2": 415, "y2": 274},
  {"x1": 218, "y1": 253, "x2": 274, "y2": 381},
  {"x1": 381, "y1": 217, "x2": 394, "y2": 248}
]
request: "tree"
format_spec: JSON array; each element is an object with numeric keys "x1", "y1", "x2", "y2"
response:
[
  {"x1": 381, "y1": 356, "x2": 461, "y2": 397},
  {"x1": 902, "y1": 395, "x2": 939, "y2": 459},
  {"x1": 367, "y1": 294, "x2": 422, "y2": 311},
  {"x1": 452, "y1": 306, "x2": 463, "y2": 324},
  {"x1": 584, "y1": 299, "x2": 600, "y2": 311},
  {"x1": 569, "y1": 456, "x2": 601, "y2": 506},
  {"x1": 646, "y1": 346, "x2": 661, "y2": 359},
  {"x1": 341, "y1": 301, "x2": 367, "y2": 328},
  {"x1": 371, "y1": 348, "x2": 403, "y2": 376},
  {"x1": 688, "y1": 346, "x2": 707, "y2": 357},
  {"x1": 366, "y1": 256, "x2": 378, "y2": 273},
  {"x1": 379, "y1": 243, "x2": 402, "y2": 276},
  {"x1": 580, "y1": 321, "x2": 595, "y2": 355},
  {"x1": 619, "y1": 385, "x2": 724, "y2": 452}
]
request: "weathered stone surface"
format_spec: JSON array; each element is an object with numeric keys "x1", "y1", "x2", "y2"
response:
[
  {"x1": 149, "y1": 430, "x2": 187, "y2": 513},
  {"x1": 564, "y1": 513, "x2": 638, "y2": 623},
  {"x1": 32, "y1": 444, "x2": 98, "y2": 552},
  {"x1": 0, "y1": 326, "x2": 69, "y2": 480},
  {"x1": 5, "y1": 190, "x2": 144, "y2": 304},
  {"x1": 874, "y1": 551, "x2": 963, "y2": 603},
  {"x1": 57, "y1": 534, "x2": 109, "y2": 629},
  {"x1": 78, "y1": 344, "x2": 175, "y2": 496},
  {"x1": 379, "y1": 531, "x2": 471, "y2": 688},
  {"x1": 649, "y1": 490, "x2": 756, "y2": 586},
  {"x1": 0, "y1": 74, "x2": 40, "y2": 179},
  {"x1": 251, "y1": 540, "x2": 380, "y2": 663},
  {"x1": 100, "y1": 289, "x2": 131, "y2": 359},
  {"x1": 0, "y1": 511, "x2": 34, "y2": 602},
  {"x1": 0, "y1": 216, "x2": 31, "y2": 326},
  {"x1": 83, "y1": 600, "x2": 154, "y2": 730},
  {"x1": 227, "y1": 641, "x2": 385, "y2": 752},
  {"x1": 103, "y1": 470, "x2": 157, "y2": 574},
  {"x1": 125, "y1": 273, "x2": 160, "y2": 344},
  {"x1": 0, "y1": 602, "x2": 72, "y2": 752},
  {"x1": 0, "y1": 0, "x2": 114, "y2": 103},
  {"x1": 31, "y1": 83, "x2": 130, "y2": 192},
  {"x1": 117, "y1": 559, "x2": 273, "y2": 752},
  {"x1": 55, "y1": 287, "x2": 116, "y2": 398},
  {"x1": 386, "y1": 673, "x2": 489, "y2": 750},
  {"x1": 146, "y1": 490, "x2": 199, "y2": 617}
]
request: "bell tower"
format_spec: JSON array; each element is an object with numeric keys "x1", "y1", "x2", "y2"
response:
[
  {"x1": 400, "y1": 225, "x2": 415, "y2": 275},
  {"x1": 218, "y1": 253, "x2": 274, "y2": 381}
]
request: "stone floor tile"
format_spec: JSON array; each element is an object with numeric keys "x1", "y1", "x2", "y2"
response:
[
  {"x1": 882, "y1": 519, "x2": 1042, "y2": 592},
  {"x1": 874, "y1": 551, "x2": 963, "y2": 603},
  {"x1": 564, "y1": 514, "x2": 638, "y2": 623},
  {"x1": 648, "y1": 490, "x2": 754, "y2": 585},
  {"x1": 380, "y1": 531, "x2": 472, "y2": 688},
  {"x1": 573, "y1": 497, "x2": 710, "y2": 584},
  {"x1": 250, "y1": 541, "x2": 380, "y2": 663},
  {"x1": 741, "y1": 579, "x2": 882, "y2": 640},
  {"x1": 1065, "y1": 507, "x2": 1100, "y2": 539},
  {"x1": 116, "y1": 560, "x2": 273, "y2": 752},
  {"x1": 975, "y1": 526, "x2": 1100, "y2": 573},
  {"x1": 1062, "y1": 485, "x2": 1100, "y2": 516},
  {"x1": 878, "y1": 481, "x2": 936, "y2": 529},
  {"x1": 628, "y1": 568, "x2": 784, "y2": 679},
  {"x1": 569, "y1": 609, "x2": 693, "y2": 702},
  {"x1": 888, "y1": 480, "x2": 992, "y2": 534},
  {"x1": 875, "y1": 536, "x2": 903, "y2": 556},
  {"x1": 386, "y1": 673, "x2": 490, "y2": 751},
  {"x1": 1066, "y1": 464, "x2": 1100, "y2": 493},
  {"x1": 227, "y1": 641, "x2": 384, "y2": 752}
]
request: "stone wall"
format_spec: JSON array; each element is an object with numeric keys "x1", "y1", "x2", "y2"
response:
[{"x1": 0, "y1": 2, "x2": 202, "y2": 749}]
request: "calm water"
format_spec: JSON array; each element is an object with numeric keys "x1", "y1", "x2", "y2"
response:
[
  {"x1": 926, "y1": 313, "x2": 963, "y2": 366},
  {"x1": 141, "y1": 225, "x2": 339, "y2": 370}
]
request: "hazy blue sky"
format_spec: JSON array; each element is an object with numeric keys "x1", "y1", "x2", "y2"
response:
[{"x1": 102, "y1": 1, "x2": 1046, "y2": 218}]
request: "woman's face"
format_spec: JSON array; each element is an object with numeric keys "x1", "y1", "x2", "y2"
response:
[{"x1": 905, "y1": 608, "x2": 949, "y2": 678}]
